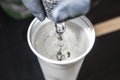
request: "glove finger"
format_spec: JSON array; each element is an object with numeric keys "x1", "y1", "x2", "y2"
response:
[
  {"x1": 22, "y1": 0, "x2": 45, "y2": 21},
  {"x1": 51, "y1": 0, "x2": 90, "y2": 23}
]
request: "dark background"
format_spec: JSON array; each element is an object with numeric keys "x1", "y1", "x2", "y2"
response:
[{"x1": 0, "y1": 0, "x2": 120, "y2": 80}]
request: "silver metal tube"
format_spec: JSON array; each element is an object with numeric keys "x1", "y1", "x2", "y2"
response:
[{"x1": 42, "y1": 0, "x2": 59, "y2": 19}]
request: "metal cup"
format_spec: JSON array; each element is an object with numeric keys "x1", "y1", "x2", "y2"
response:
[{"x1": 27, "y1": 16, "x2": 95, "y2": 80}]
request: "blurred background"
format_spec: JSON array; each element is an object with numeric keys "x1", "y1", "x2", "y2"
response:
[{"x1": 0, "y1": 0, "x2": 120, "y2": 80}]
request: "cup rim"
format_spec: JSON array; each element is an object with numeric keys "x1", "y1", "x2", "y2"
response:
[{"x1": 27, "y1": 16, "x2": 95, "y2": 65}]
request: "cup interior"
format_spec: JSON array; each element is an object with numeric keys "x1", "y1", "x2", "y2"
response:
[{"x1": 27, "y1": 16, "x2": 95, "y2": 64}]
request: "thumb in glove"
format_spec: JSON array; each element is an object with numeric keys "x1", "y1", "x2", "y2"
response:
[{"x1": 22, "y1": 0, "x2": 46, "y2": 21}]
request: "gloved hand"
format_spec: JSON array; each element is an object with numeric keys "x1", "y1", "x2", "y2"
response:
[{"x1": 22, "y1": 0, "x2": 90, "y2": 22}]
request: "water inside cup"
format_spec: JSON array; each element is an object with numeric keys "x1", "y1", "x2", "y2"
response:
[{"x1": 33, "y1": 21, "x2": 90, "y2": 61}]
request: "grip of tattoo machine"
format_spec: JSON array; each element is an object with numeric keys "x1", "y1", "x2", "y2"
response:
[{"x1": 42, "y1": 0, "x2": 59, "y2": 19}]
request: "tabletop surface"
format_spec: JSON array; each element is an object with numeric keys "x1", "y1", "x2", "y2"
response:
[{"x1": 0, "y1": 0, "x2": 120, "y2": 80}]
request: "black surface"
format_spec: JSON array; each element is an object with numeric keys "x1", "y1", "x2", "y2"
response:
[
  {"x1": 78, "y1": 31, "x2": 120, "y2": 80},
  {"x1": 87, "y1": 0, "x2": 120, "y2": 24},
  {"x1": 0, "y1": 7, "x2": 44, "y2": 80},
  {"x1": 0, "y1": 0, "x2": 120, "y2": 80}
]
